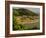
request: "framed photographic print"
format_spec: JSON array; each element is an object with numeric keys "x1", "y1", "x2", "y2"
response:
[{"x1": 5, "y1": 1, "x2": 45, "y2": 37}]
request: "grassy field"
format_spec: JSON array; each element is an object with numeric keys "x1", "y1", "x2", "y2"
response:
[{"x1": 13, "y1": 16, "x2": 40, "y2": 31}]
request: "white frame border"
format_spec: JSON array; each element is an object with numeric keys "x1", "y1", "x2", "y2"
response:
[{"x1": 10, "y1": 4, "x2": 43, "y2": 34}]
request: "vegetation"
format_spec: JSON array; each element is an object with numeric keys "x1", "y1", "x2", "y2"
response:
[
  {"x1": 13, "y1": 8, "x2": 40, "y2": 31},
  {"x1": 13, "y1": 8, "x2": 38, "y2": 16}
]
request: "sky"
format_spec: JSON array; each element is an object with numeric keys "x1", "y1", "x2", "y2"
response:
[{"x1": 28, "y1": 8, "x2": 40, "y2": 14}]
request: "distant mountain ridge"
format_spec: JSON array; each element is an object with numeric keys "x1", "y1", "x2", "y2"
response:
[{"x1": 13, "y1": 8, "x2": 38, "y2": 16}]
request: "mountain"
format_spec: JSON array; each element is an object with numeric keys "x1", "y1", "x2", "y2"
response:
[{"x1": 13, "y1": 8, "x2": 38, "y2": 16}]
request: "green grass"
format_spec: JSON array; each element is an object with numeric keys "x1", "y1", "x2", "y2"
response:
[{"x1": 13, "y1": 15, "x2": 40, "y2": 31}]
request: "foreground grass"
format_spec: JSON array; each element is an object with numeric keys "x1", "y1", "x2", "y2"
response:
[{"x1": 13, "y1": 16, "x2": 40, "y2": 31}]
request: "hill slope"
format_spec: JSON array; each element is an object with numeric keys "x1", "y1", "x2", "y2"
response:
[{"x1": 13, "y1": 8, "x2": 38, "y2": 16}]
